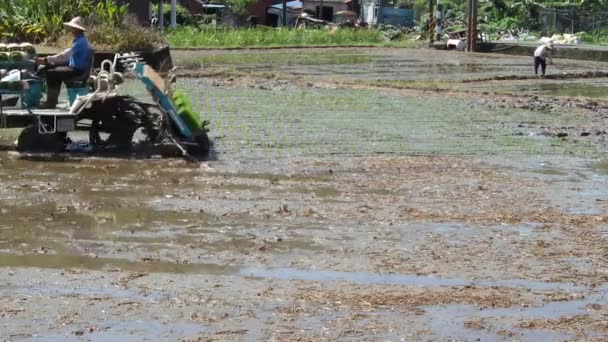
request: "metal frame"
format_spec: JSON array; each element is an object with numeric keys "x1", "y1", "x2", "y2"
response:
[
  {"x1": 36, "y1": 115, "x2": 55, "y2": 134},
  {"x1": 2, "y1": 53, "x2": 199, "y2": 158},
  {"x1": 0, "y1": 91, "x2": 23, "y2": 129},
  {"x1": 132, "y1": 62, "x2": 192, "y2": 138},
  {"x1": 0, "y1": 95, "x2": 5, "y2": 129}
]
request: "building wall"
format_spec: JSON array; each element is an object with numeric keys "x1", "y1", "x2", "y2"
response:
[
  {"x1": 246, "y1": 0, "x2": 282, "y2": 23},
  {"x1": 302, "y1": 0, "x2": 348, "y2": 20},
  {"x1": 119, "y1": 0, "x2": 151, "y2": 24},
  {"x1": 181, "y1": 0, "x2": 281, "y2": 25}
]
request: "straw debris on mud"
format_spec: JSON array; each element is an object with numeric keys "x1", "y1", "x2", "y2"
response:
[
  {"x1": 1, "y1": 47, "x2": 608, "y2": 340},
  {"x1": 520, "y1": 314, "x2": 608, "y2": 335}
]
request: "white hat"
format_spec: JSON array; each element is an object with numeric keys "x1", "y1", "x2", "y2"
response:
[{"x1": 64, "y1": 17, "x2": 87, "y2": 32}]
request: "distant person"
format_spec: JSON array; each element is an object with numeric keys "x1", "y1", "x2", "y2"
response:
[
  {"x1": 35, "y1": 17, "x2": 93, "y2": 109},
  {"x1": 534, "y1": 42, "x2": 555, "y2": 76}
]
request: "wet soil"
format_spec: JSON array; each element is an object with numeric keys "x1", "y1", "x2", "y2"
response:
[{"x1": 1, "y1": 47, "x2": 608, "y2": 340}]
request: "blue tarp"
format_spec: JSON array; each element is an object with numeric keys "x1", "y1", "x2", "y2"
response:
[
  {"x1": 270, "y1": 1, "x2": 303, "y2": 9},
  {"x1": 379, "y1": 8, "x2": 415, "y2": 27}
]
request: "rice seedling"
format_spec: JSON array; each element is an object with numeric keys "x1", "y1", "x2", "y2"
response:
[{"x1": 166, "y1": 27, "x2": 388, "y2": 48}]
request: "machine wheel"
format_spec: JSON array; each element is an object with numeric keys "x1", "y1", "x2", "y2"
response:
[
  {"x1": 138, "y1": 103, "x2": 163, "y2": 143},
  {"x1": 17, "y1": 126, "x2": 65, "y2": 153},
  {"x1": 83, "y1": 96, "x2": 143, "y2": 150},
  {"x1": 186, "y1": 132, "x2": 211, "y2": 157},
  {"x1": 89, "y1": 114, "x2": 137, "y2": 150}
]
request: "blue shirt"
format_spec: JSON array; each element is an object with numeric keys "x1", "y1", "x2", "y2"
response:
[{"x1": 69, "y1": 34, "x2": 92, "y2": 72}]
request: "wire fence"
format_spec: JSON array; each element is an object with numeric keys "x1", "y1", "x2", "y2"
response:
[{"x1": 540, "y1": 8, "x2": 608, "y2": 33}]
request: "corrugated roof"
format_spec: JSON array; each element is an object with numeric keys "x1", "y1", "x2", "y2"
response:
[{"x1": 270, "y1": 1, "x2": 303, "y2": 9}]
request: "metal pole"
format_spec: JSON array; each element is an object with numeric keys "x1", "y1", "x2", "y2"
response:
[
  {"x1": 320, "y1": 0, "x2": 324, "y2": 20},
  {"x1": 149, "y1": 1, "x2": 154, "y2": 23},
  {"x1": 435, "y1": 0, "x2": 442, "y2": 41},
  {"x1": 171, "y1": 0, "x2": 177, "y2": 28},
  {"x1": 428, "y1": 0, "x2": 435, "y2": 44},
  {"x1": 554, "y1": 11, "x2": 556, "y2": 32},
  {"x1": 472, "y1": 0, "x2": 477, "y2": 50},
  {"x1": 282, "y1": 0, "x2": 287, "y2": 27},
  {"x1": 159, "y1": 1, "x2": 165, "y2": 30},
  {"x1": 571, "y1": 18, "x2": 574, "y2": 34},
  {"x1": 466, "y1": 0, "x2": 471, "y2": 51},
  {"x1": 467, "y1": 0, "x2": 477, "y2": 52},
  {"x1": 372, "y1": 0, "x2": 376, "y2": 24}
]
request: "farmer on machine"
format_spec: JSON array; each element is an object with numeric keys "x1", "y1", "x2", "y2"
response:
[
  {"x1": 534, "y1": 42, "x2": 555, "y2": 76},
  {"x1": 35, "y1": 17, "x2": 93, "y2": 109}
]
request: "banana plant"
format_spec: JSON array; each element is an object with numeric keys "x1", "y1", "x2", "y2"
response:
[{"x1": 0, "y1": 0, "x2": 124, "y2": 42}]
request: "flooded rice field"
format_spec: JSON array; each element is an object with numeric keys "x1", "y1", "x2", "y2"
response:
[
  {"x1": 1, "y1": 47, "x2": 608, "y2": 341},
  {"x1": 173, "y1": 47, "x2": 608, "y2": 82}
]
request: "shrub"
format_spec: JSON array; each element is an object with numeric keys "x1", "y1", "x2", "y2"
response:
[
  {"x1": 0, "y1": 0, "x2": 95, "y2": 43},
  {"x1": 82, "y1": 16, "x2": 166, "y2": 52},
  {"x1": 166, "y1": 27, "x2": 387, "y2": 48},
  {"x1": 152, "y1": 2, "x2": 197, "y2": 25}
]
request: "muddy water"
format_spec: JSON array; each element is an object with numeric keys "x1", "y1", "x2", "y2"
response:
[
  {"x1": 594, "y1": 160, "x2": 608, "y2": 174},
  {"x1": 426, "y1": 284, "x2": 608, "y2": 341},
  {"x1": 173, "y1": 47, "x2": 608, "y2": 81},
  {"x1": 1, "y1": 151, "x2": 607, "y2": 339},
  {"x1": 239, "y1": 267, "x2": 584, "y2": 291},
  {"x1": 2, "y1": 47, "x2": 608, "y2": 340},
  {"x1": 466, "y1": 77, "x2": 608, "y2": 98}
]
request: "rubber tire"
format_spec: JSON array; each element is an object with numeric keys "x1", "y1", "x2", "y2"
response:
[
  {"x1": 85, "y1": 97, "x2": 141, "y2": 150},
  {"x1": 17, "y1": 126, "x2": 65, "y2": 153},
  {"x1": 186, "y1": 132, "x2": 210, "y2": 157}
]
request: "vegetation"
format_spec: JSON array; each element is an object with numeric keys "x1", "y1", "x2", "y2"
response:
[
  {"x1": 72, "y1": 17, "x2": 165, "y2": 52},
  {"x1": 415, "y1": 0, "x2": 608, "y2": 38},
  {"x1": 0, "y1": 0, "x2": 164, "y2": 52},
  {"x1": 0, "y1": 0, "x2": 93, "y2": 42},
  {"x1": 166, "y1": 27, "x2": 389, "y2": 48},
  {"x1": 577, "y1": 29, "x2": 608, "y2": 45},
  {"x1": 7, "y1": 0, "x2": 608, "y2": 51},
  {"x1": 153, "y1": 0, "x2": 254, "y2": 17},
  {"x1": 2, "y1": 0, "x2": 400, "y2": 50},
  {"x1": 173, "y1": 89, "x2": 210, "y2": 133},
  {"x1": 152, "y1": 2, "x2": 198, "y2": 25}
]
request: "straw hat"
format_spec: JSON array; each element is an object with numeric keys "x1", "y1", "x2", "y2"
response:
[{"x1": 64, "y1": 17, "x2": 87, "y2": 32}]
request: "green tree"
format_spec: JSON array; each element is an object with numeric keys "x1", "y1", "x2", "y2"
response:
[{"x1": 221, "y1": 0, "x2": 257, "y2": 15}]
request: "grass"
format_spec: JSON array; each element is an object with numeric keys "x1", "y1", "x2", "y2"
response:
[
  {"x1": 176, "y1": 66, "x2": 284, "y2": 79},
  {"x1": 165, "y1": 27, "x2": 408, "y2": 48},
  {"x1": 366, "y1": 79, "x2": 452, "y2": 91},
  {"x1": 578, "y1": 30, "x2": 608, "y2": 46},
  {"x1": 173, "y1": 51, "x2": 373, "y2": 68}
]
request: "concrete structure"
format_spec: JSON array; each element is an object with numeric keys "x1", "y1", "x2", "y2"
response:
[
  {"x1": 302, "y1": 0, "x2": 349, "y2": 21},
  {"x1": 248, "y1": 0, "x2": 285, "y2": 25}
]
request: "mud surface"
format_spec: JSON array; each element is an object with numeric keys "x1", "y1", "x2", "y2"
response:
[{"x1": 1, "y1": 47, "x2": 608, "y2": 341}]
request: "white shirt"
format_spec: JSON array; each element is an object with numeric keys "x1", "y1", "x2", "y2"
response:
[
  {"x1": 534, "y1": 44, "x2": 553, "y2": 60},
  {"x1": 47, "y1": 48, "x2": 72, "y2": 65}
]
